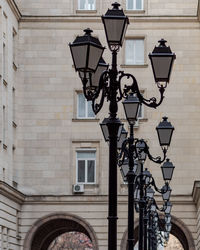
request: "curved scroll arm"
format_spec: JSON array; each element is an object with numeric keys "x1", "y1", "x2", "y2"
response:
[
  {"x1": 117, "y1": 139, "x2": 129, "y2": 166},
  {"x1": 91, "y1": 70, "x2": 109, "y2": 114},
  {"x1": 147, "y1": 147, "x2": 167, "y2": 164},
  {"x1": 118, "y1": 72, "x2": 166, "y2": 109},
  {"x1": 135, "y1": 139, "x2": 167, "y2": 164}
]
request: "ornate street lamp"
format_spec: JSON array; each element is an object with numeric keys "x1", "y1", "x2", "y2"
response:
[
  {"x1": 69, "y1": 3, "x2": 176, "y2": 249},
  {"x1": 156, "y1": 117, "x2": 174, "y2": 148},
  {"x1": 102, "y1": 2, "x2": 129, "y2": 49},
  {"x1": 161, "y1": 184, "x2": 172, "y2": 202},
  {"x1": 69, "y1": 28, "x2": 105, "y2": 73},
  {"x1": 117, "y1": 127, "x2": 128, "y2": 149},
  {"x1": 149, "y1": 39, "x2": 176, "y2": 84},
  {"x1": 123, "y1": 94, "x2": 140, "y2": 124},
  {"x1": 161, "y1": 159, "x2": 175, "y2": 182},
  {"x1": 165, "y1": 201, "x2": 172, "y2": 214}
]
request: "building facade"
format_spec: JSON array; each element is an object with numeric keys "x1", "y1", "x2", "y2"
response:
[{"x1": 0, "y1": 0, "x2": 200, "y2": 249}]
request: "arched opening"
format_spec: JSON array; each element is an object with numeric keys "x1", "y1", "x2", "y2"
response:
[
  {"x1": 134, "y1": 234, "x2": 184, "y2": 249},
  {"x1": 120, "y1": 215, "x2": 195, "y2": 250},
  {"x1": 48, "y1": 231, "x2": 93, "y2": 249},
  {"x1": 23, "y1": 213, "x2": 98, "y2": 250}
]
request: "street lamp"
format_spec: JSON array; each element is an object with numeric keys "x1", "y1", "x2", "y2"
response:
[
  {"x1": 161, "y1": 159, "x2": 175, "y2": 182},
  {"x1": 156, "y1": 117, "x2": 175, "y2": 148},
  {"x1": 149, "y1": 39, "x2": 176, "y2": 84},
  {"x1": 69, "y1": 3, "x2": 176, "y2": 249},
  {"x1": 102, "y1": 2, "x2": 129, "y2": 49}
]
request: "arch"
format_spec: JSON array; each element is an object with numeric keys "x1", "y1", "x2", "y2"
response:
[
  {"x1": 120, "y1": 215, "x2": 195, "y2": 250},
  {"x1": 23, "y1": 213, "x2": 99, "y2": 250}
]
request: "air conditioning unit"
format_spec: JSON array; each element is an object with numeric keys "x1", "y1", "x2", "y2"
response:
[{"x1": 73, "y1": 184, "x2": 84, "y2": 193}]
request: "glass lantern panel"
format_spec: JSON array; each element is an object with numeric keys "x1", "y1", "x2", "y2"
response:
[
  {"x1": 158, "y1": 129, "x2": 173, "y2": 146},
  {"x1": 163, "y1": 167, "x2": 173, "y2": 180},
  {"x1": 151, "y1": 56, "x2": 172, "y2": 80},
  {"x1": 104, "y1": 18, "x2": 125, "y2": 44},
  {"x1": 123, "y1": 102, "x2": 139, "y2": 122},
  {"x1": 101, "y1": 124, "x2": 109, "y2": 142},
  {"x1": 88, "y1": 45, "x2": 103, "y2": 71},
  {"x1": 71, "y1": 45, "x2": 88, "y2": 70},
  {"x1": 163, "y1": 190, "x2": 170, "y2": 201},
  {"x1": 91, "y1": 65, "x2": 106, "y2": 87}
]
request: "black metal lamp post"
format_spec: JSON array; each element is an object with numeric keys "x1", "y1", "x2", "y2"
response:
[{"x1": 69, "y1": 2, "x2": 176, "y2": 249}]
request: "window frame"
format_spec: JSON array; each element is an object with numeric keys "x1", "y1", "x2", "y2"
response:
[
  {"x1": 76, "y1": 149, "x2": 96, "y2": 184},
  {"x1": 125, "y1": 38, "x2": 145, "y2": 66},
  {"x1": 126, "y1": 0, "x2": 144, "y2": 11},
  {"x1": 78, "y1": 0, "x2": 96, "y2": 11},
  {"x1": 77, "y1": 92, "x2": 95, "y2": 119}
]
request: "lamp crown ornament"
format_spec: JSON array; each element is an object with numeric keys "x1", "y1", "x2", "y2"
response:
[
  {"x1": 84, "y1": 28, "x2": 93, "y2": 35},
  {"x1": 112, "y1": 2, "x2": 121, "y2": 9}
]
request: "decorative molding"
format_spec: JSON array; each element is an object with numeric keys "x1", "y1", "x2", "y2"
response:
[
  {"x1": 6, "y1": 0, "x2": 21, "y2": 20},
  {"x1": 192, "y1": 180, "x2": 200, "y2": 204},
  {"x1": 19, "y1": 15, "x2": 198, "y2": 23},
  {"x1": 0, "y1": 181, "x2": 25, "y2": 204}
]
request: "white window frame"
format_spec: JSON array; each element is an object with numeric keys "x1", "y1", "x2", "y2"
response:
[
  {"x1": 78, "y1": 0, "x2": 96, "y2": 10},
  {"x1": 76, "y1": 149, "x2": 96, "y2": 184},
  {"x1": 138, "y1": 103, "x2": 144, "y2": 120},
  {"x1": 126, "y1": 0, "x2": 143, "y2": 10},
  {"x1": 77, "y1": 93, "x2": 95, "y2": 119},
  {"x1": 125, "y1": 38, "x2": 145, "y2": 65}
]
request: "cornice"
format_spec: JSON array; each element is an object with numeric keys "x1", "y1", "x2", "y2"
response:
[
  {"x1": 6, "y1": 0, "x2": 21, "y2": 20},
  {"x1": 19, "y1": 15, "x2": 198, "y2": 23},
  {"x1": 23, "y1": 194, "x2": 194, "y2": 205},
  {"x1": 0, "y1": 181, "x2": 25, "y2": 204}
]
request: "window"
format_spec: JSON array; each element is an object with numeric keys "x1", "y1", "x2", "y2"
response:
[
  {"x1": 77, "y1": 93, "x2": 95, "y2": 119},
  {"x1": 126, "y1": 0, "x2": 143, "y2": 10},
  {"x1": 125, "y1": 39, "x2": 144, "y2": 65},
  {"x1": 76, "y1": 150, "x2": 96, "y2": 184},
  {"x1": 138, "y1": 103, "x2": 144, "y2": 119},
  {"x1": 78, "y1": 0, "x2": 95, "y2": 10}
]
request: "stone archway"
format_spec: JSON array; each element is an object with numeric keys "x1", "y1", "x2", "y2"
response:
[
  {"x1": 23, "y1": 213, "x2": 99, "y2": 250},
  {"x1": 120, "y1": 215, "x2": 195, "y2": 250}
]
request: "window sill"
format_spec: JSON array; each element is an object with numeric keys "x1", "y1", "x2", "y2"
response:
[
  {"x1": 120, "y1": 64, "x2": 148, "y2": 68},
  {"x1": 72, "y1": 118, "x2": 99, "y2": 122},
  {"x1": 125, "y1": 10, "x2": 145, "y2": 14},
  {"x1": 76, "y1": 10, "x2": 97, "y2": 14}
]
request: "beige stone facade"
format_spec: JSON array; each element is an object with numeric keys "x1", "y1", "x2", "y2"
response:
[{"x1": 1, "y1": 0, "x2": 200, "y2": 249}]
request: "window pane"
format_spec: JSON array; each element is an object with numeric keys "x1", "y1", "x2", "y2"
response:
[
  {"x1": 87, "y1": 160, "x2": 95, "y2": 183},
  {"x1": 127, "y1": 0, "x2": 133, "y2": 10},
  {"x1": 79, "y1": 0, "x2": 86, "y2": 9},
  {"x1": 88, "y1": 0, "x2": 95, "y2": 10},
  {"x1": 78, "y1": 160, "x2": 85, "y2": 182},
  {"x1": 77, "y1": 151, "x2": 96, "y2": 159},
  {"x1": 136, "y1": 0, "x2": 142, "y2": 10},
  {"x1": 125, "y1": 40, "x2": 134, "y2": 64},
  {"x1": 138, "y1": 104, "x2": 143, "y2": 118},
  {"x1": 78, "y1": 93, "x2": 86, "y2": 118},
  {"x1": 125, "y1": 39, "x2": 144, "y2": 65},
  {"x1": 87, "y1": 101, "x2": 95, "y2": 118},
  {"x1": 135, "y1": 39, "x2": 144, "y2": 64}
]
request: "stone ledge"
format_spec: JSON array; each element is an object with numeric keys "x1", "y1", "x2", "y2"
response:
[{"x1": 0, "y1": 181, "x2": 25, "y2": 204}]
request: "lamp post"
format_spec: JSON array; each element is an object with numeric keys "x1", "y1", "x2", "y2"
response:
[
  {"x1": 118, "y1": 116, "x2": 174, "y2": 250},
  {"x1": 69, "y1": 3, "x2": 176, "y2": 249}
]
